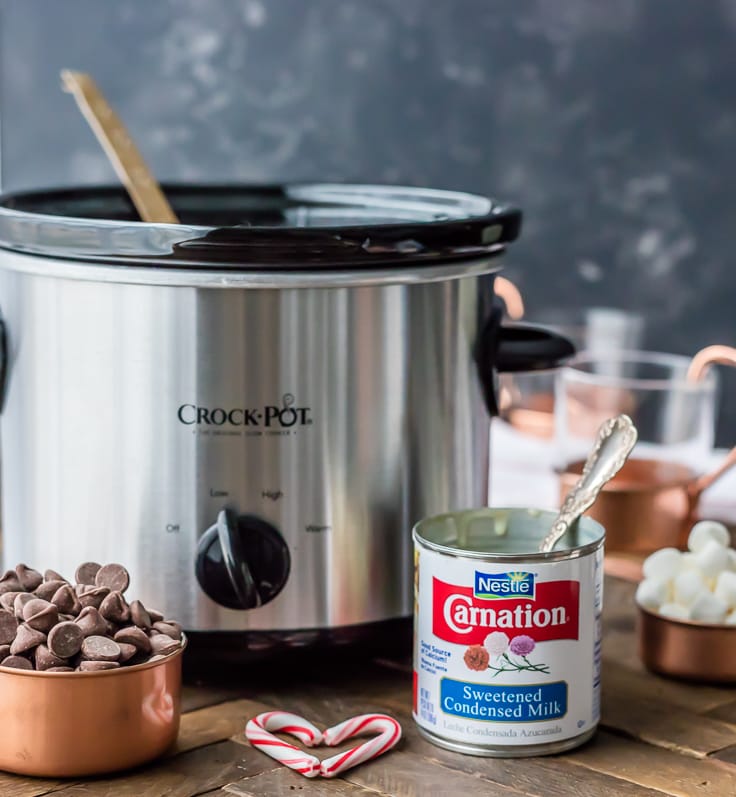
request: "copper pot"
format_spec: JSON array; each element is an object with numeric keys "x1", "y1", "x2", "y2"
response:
[
  {"x1": 558, "y1": 451, "x2": 736, "y2": 553},
  {"x1": 638, "y1": 606, "x2": 736, "y2": 683},
  {"x1": 0, "y1": 641, "x2": 184, "y2": 777}
]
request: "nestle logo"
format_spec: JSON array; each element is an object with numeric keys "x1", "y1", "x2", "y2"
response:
[{"x1": 474, "y1": 571, "x2": 535, "y2": 600}]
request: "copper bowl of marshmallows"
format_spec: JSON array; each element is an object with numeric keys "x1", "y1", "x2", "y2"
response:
[
  {"x1": 636, "y1": 520, "x2": 736, "y2": 683},
  {"x1": 0, "y1": 561, "x2": 185, "y2": 777}
]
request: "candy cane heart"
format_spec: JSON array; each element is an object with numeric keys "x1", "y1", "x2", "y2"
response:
[{"x1": 245, "y1": 711, "x2": 402, "y2": 779}]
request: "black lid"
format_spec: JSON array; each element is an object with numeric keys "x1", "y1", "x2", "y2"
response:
[{"x1": 0, "y1": 183, "x2": 521, "y2": 269}]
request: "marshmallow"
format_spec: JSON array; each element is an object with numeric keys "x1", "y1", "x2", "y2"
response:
[
  {"x1": 658, "y1": 602, "x2": 690, "y2": 620},
  {"x1": 680, "y1": 552, "x2": 700, "y2": 570},
  {"x1": 635, "y1": 577, "x2": 671, "y2": 611},
  {"x1": 642, "y1": 547, "x2": 682, "y2": 581},
  {"x1": 729, "y1": 549, "x2": 736, "y2": 571},
  {"x1": 673, "y1": 569, "x2": 706, "y2": 607},
  {"x1": 693, "y1": 539, "x2": 731, "y2": 579},
  {"x1": 688, "y1": 520, "x2": 730, "y2": 553},
  {"x1": 714, "y1": 571, "x2": 736, "y2": 609},
  {"x1": 690, "y1": 591, "x2": 728, "y2": 624}
]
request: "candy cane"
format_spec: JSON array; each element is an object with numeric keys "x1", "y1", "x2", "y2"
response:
[
  {"x1": 245, "y1": 711, "x2": 402, "y2": 779},
  {"x1": 320, "y1": 714, "x2": 402, "y2": 778},
  {"x1": 245, "y1": 711, "x2": 324, "y2": 777}
]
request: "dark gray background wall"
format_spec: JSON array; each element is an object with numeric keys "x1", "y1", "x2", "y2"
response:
[{"x1": 2, "y1": 0, "x2": 736, "y2": 442}]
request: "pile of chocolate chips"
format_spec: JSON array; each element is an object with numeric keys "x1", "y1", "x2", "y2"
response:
[{"x1": 0, "y1": 562, "x2": 183, "y2": 672}]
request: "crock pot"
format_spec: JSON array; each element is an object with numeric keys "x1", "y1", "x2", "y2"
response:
[{"x1": 0, "y1": 183, "x2": 572, "y2": 660}]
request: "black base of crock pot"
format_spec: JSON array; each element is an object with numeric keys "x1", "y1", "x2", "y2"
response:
[{"x1": 183, "y1": 617, "x2": 412, "y2": 682}]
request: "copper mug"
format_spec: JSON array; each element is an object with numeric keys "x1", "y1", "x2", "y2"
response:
[{"x1": 558, "y1": 346, "x2": 736, "y2": 553}]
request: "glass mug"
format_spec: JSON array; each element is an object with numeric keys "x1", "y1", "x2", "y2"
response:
[
  {"x1": 556, "y1": 346, "x2": 736, "y2": 552},
  {"x1": 498, "y1": 308, "x2": 645, "y2": 439}
]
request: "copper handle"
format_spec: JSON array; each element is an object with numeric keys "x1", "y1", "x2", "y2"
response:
[
  {"x1": 494, "y1": 277, "x2": 524, "y2": 320},
  {"x1": 686, "y1": 345, "x2": 736, "y2": 502},
  {"x1": 686, "y1": 344, "x2": 736, "y2": 382}
]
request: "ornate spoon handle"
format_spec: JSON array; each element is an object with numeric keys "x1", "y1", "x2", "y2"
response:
[{"x1": 539, "y1": 414, "x2": 638, "y2": 553}]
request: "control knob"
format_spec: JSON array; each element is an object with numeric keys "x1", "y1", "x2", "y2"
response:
[{"x1": 195, "y1": 509, "x2": 290, "y2": 610}]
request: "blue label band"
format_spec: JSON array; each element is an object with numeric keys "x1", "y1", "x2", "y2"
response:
[{"x1": 440, "y1": 678, "x2": 567, "y2": 722}]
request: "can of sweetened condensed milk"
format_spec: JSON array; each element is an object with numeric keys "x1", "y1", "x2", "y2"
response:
[{"x1": 413, "y1": 507, "x2": 604, "y2": 756}]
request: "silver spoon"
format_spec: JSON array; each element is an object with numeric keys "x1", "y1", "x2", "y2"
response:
[{"x1": 539, "y1": 414, "x2": 638, "y2": 553}]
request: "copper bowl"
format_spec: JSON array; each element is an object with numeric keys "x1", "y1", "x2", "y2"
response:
[
  {"x1": 0, "y1": 639, "x2": 185, "y2": 777},
  {"x1": 637, "y1": 607, "x2": 736, "y2": 683}
]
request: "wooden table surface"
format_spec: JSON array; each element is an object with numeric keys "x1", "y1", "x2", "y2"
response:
[{"x1": 4, "y1": 574, "x2": 736, "y2": 797}]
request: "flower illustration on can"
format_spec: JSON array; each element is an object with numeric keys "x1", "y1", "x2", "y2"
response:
[{"x1": 464, "y1": 632, "x2": 549, "y2": 676}]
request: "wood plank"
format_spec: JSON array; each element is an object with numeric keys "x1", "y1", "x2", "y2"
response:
[
  {"x1": 344, "y1": 740, "x2": 662, "y2": 797},
  {"x1": 176, "y1": 698, "x2": 271, "y2": 754},
  {"x1": 603, "y1": 659, "x2": 735, "y2": 714},
  {"x1": 182, "y1": 684, "x2": 245, "y2": 714},
  {"x1": 345, "y1": 751, "x2": 528, "y2": 797},
  {"x1": 224, "y1": 767, "x2": 387, "y2": 796},
  {"x1": 0, "y1": 776, "x2": 68, "y2": 797},
  {"x1": 600, "y1": 687, "x2": 736, "y2": 757},
  {"x1": 567, "y1": 729, "x2": 736, "y2": 797},
  {"x1": 235, "y1": 693, "x2": 662, "y2": 797},
  {"x1": 48, "y1": 740, "x2": 272, "y2": 797},
  {"x1": 712, "y1": 744, "x2": 736, "y2": 764},
  {"x1": 704, "y1": 700, "x2": 736, "y2": 725}
]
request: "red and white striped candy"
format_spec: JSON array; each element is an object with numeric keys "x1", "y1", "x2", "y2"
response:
[{"x1": 245, "y1": 711, "x2": 402, "y2": 779}]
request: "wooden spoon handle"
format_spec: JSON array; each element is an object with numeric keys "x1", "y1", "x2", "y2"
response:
[{"x1": 61, "y1": 70, "x2": 179, "y2": 224}]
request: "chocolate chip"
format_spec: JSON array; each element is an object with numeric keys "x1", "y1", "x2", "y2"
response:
[
  {"x1": 77, "y1": 586, "x2": 110, "y2": 610},
  {"x1": 114, "y1": 626, "x2": 151, "y2": 654},
  {"x1": 10, "y1": 623, "x2": 46, "y2": 655},
  {"x1": 35, "y1": 579, "x2": 67, "y2": 601},
  {"x1": 147, "y1": 608, "x2": 165, "y2": 623},
  {"x1": 75, "y1": 607, "x2": 108, "y2": 637},
  {"x1": 34, "y1": 644, "x2": 67, "y2": 671},
  {"x1": 15, "y1": 565, "x2": 43, "y2": 592},
  {"x1": 0, "y1": 592, "x2": 19, "y2": 613},
  {"x1": 75, "y1": 562, "x2": 101, "y2": 586},
  {"x1": 150, "y1": 634, "x2": 181, "y2": 657},
  {"x1": 0, "y1": 610, "x2": 18, "y2": 645},
  {"x1": 44, "y1": 569, "x2": 67, "y2": 583},
  {"x1": 99, "y1": 591, "x2": 130, "y2": 624},
  {"x1": 78, "y1": 660, "x2": 120, "y2": 672},
  {"x1": 47, "y1": 666, "x2": 74, "y2": 672},
  {"x1": 95, "y1": 564, "x2": 130, "y2": 594},
  {"x1": 14, "y1": 593, "x2": 34, "y2": 619},
  {"x1": 81, "y1": 635, "x2": 121, "y2": 662},
  {"x1": 0, "y1": 644, "x2": 10, "y2": 659},
  {"x1": 153, "y1": 621, "x2": 182, "y2": 641},
  {"x1": 23, "y1": 599, "x2": 59, "y2": 633},
  {"x1": 117, "y1": 642, "x2": 137, "y2": 662},
  {"x1": 2, "y1": 655, "x2": 32, "y2": 669},
  {"x1": 0, "y1": 571, "x2": 23, "y2": 595},
  {"x1": 48, "y1": 621, "x2": 84, "y2": 658},
  {"x1": 51, "y1": 584, "x2": 78, "y2": 615},
  {"x1": 129, "y1": 600, "x2": 151, "y2": 629}
]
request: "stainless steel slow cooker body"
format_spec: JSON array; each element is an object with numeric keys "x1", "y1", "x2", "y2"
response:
[{"x1": 0, "y1": 184, "x2": 571, "y2": 657}]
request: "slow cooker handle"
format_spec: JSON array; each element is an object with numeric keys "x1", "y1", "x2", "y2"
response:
[
  {"x1": 475, "y1": 306, "x2": 575, "y2": 416},
  {"x1": 494, "y1": 323, "x2": 576, "y2": 373}
]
